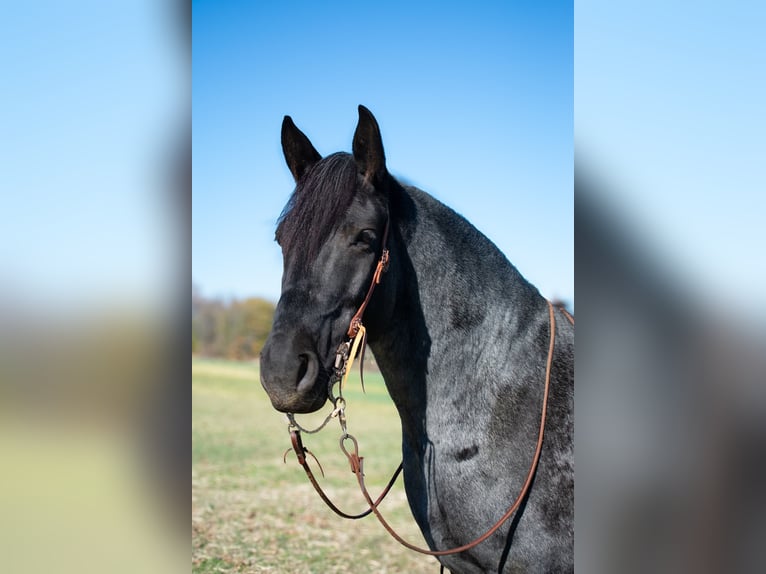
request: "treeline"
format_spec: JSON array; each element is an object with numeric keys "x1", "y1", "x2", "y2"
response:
[{"x1": 192, "y1": 285, "x2": 275, "y2": 360}]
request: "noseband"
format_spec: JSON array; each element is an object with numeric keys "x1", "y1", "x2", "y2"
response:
[{"x1": 282, "y1": 217, "x2": 573, "y2": 560}]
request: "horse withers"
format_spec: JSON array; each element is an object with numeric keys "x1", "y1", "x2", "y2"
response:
[{"x1": 260, "y1": 106, "x2": 573, "y2": 573}]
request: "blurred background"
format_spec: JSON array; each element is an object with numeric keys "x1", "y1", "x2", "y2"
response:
[
  {"x1": 1, "y1": 1, "x2": 189, "y2": 573},
  {"x1": 577, "y1": 1, "x2": 766, "y2": 572},
  {"x1": 1, "y1": 0, "x2": 764, "y2": 573}
]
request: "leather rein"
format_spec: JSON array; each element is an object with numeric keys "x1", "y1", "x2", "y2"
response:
[{"x1": 284, "y1": 217, "x2": 573, "y2": 557}]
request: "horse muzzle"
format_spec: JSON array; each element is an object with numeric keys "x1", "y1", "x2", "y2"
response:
[{"x1": 260, "y1": 330, "x2": 329, "y2": 413}]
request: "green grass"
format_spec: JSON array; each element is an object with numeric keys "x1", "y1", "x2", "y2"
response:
[{"x1": 192, "y1": 357, "x2": 438, "y2": 573}]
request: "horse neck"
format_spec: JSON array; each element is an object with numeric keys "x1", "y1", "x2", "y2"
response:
[{"x1": 367, "y1": 185, "x2": 545, "y2": 448}]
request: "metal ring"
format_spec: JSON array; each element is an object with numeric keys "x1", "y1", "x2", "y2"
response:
[{"x1": 339, "y1": 433, "x2": 359, "y2": 458}]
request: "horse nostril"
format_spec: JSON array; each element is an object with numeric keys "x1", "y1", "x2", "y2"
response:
[
  {"x1": 295, "y1": 352, "x2": 319, "y2": 394},
  {"x1": 296, "y1": 354, "x2": 308, "y2": 383}
]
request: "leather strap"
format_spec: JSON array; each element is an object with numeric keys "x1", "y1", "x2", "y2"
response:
[
  {"x1": 341, "y1": 300, "x2": 573, "y2": 555},
  {"x1": 347, "y1": 219, "x2": 390, "y2": 338},
  {"x1": 289, "y1": 429, "x2": 403, "y2": 520}
]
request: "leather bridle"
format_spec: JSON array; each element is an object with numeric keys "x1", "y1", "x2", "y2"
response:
[
  {"x1": 283, "y1": 215, "x2": 574, "y2": 559},
  {"x1": 347, "y1": 218, "x2": 390, "y2": 339}
]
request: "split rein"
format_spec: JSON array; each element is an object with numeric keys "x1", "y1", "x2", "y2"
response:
[{"x1": 283, "y1": 220, "x2": 574, "y2": 557}]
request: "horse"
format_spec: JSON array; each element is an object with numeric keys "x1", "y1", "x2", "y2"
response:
[{"x1": 260, "y1": 106, "x2": 574, "y2": 573}]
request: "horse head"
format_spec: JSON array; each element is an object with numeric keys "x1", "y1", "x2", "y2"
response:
[{"x1": 260, "y1": 106, "x2": 392, "y2": 413}]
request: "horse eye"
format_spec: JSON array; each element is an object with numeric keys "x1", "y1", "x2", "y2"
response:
[{"x1": 354, "y1": 229, "x2": 377, "y2": 247}]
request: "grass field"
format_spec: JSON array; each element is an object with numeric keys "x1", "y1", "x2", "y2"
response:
[{"x1": 192, "y1": 357, "x2": 439, "y2": 573}]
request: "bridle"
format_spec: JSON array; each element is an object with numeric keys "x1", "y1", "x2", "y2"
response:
[
  {"x1": 285, "y1": 217, "x2": 390, "y2": 437},
  {"x1": 283, "y1": 215, "x2": 574, "y2": 560}
]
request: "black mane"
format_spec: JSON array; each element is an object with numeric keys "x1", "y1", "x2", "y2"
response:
[{"x1": 275, "y1": 152, "x2": 357, "y2": 273}]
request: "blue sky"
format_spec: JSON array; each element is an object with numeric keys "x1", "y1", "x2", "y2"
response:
[
  {"x1": 0, "y1": 2, "x2": 183, "y2": 312},
  {"x1": 193, "y1": 1, "x2": 574, "y2": 304},
  {"x1": 577, "y1": 1, "x2": 766, "y2": 313}
]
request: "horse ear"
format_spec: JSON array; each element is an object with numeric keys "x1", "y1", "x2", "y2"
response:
[
  {"x1": 281, "y1": 116, "x2": 321, "y2": 182},
  {"x1": 352, "y1": 105, "x2": 387, "y2": 185}
]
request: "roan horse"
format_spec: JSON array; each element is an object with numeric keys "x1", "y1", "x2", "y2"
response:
[{"x1": 260, "y1": 106, "x2": 573, "y2": 573}]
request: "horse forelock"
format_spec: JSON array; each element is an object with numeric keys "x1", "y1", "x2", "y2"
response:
[{"x1": 276, "y1": 152, "x2": 358, "y2": 273}]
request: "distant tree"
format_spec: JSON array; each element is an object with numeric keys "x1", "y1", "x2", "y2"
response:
[
  {"x1": 191, "y1": 284, "x2": 275, "y2": 360},
  {"x1": 229, "y1": 298, "x2": 275, "y2": 358}
]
